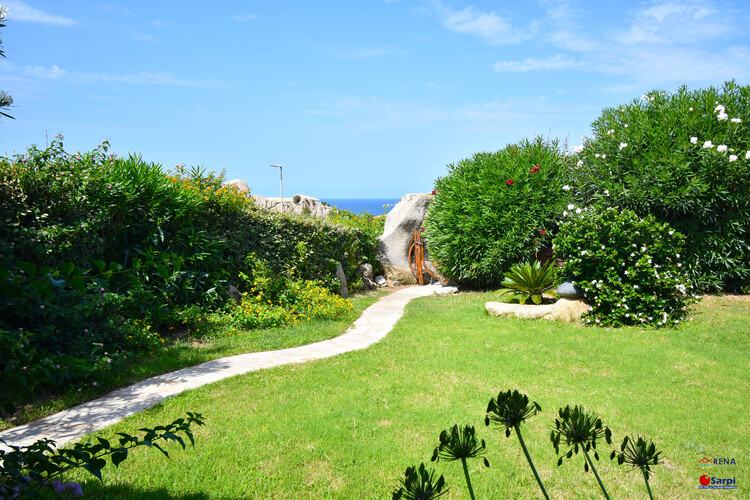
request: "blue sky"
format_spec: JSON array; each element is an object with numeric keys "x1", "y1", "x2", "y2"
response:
[{"x1": 1, "y1": 1, "x2": 749, "y2": 198}]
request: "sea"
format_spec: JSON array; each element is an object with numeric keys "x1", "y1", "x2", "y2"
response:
[{"x1": 321, "y1": 198, "x2": 401, "y2": 215}]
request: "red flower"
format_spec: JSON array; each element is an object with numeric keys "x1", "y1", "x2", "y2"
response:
[
  {"x1": 529, "y1": 165, "x2": 540, "y2": 173},
  {"x1": 421, "y1": 227, "x2": 425, "y2": 232},
  {"x1": 431, "y1": 190, "x2": 436, "y2": 195},
  {"x1": 506, "y1": 179, "x2": 514, "y2": 186},
  {"x1": 540, "y1": 230, "x2": 547, "y2": 235}
]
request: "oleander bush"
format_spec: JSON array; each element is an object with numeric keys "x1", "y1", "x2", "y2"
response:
[
  {"x1": 553, "y1": 206, "x2": 699, "y2": 327},
  {"x1": 568, "y1": 81, "x2": 750, "y2": 292},
  {"x1": 424, "y1": 137, "x2": 573, "y2": 288}
]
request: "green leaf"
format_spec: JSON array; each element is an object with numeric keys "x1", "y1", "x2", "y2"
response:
[
  {"x1": 31, "y1": 280, "x2": 53, "y2": 296},
  {"x1": 0, "y1": 283, "x2": 23, "y2": 298},
  {"x1": 62, "y1": 262, "x2": 75, "y2": 278},
  {"x1": 111, "y1": 449, "x2": 128, "y2": 467},
  {"x1": 17, "y1": 260, "x2": 36, "y2": 279},
  {"x1": 93, "y1": 260, "x2": 106, "y2": 273},
  {"x1": 69, "y1": 276, "x2": 85, "y2": 291}
]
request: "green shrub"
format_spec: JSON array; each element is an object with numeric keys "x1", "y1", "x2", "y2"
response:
[
  {"x1": 0, "y1": 138, "x2": 378, "y2": 411},
  {"x1": 553, "y1": 206, "x2": 698, "y2": 327},
  {"x1": 424, "y1": 137, "x2": 573, "y2": 288},
  {"x1": 569, "y1": 81, "x2": 750, "y2": 292}
]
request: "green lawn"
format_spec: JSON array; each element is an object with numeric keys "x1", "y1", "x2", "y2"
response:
[
  {"x1": 65, "y1": 292, "x2": 749, "y2": 499},
  {"x1": 1, "y1": 291, "x2": 385, "y2": 431}
]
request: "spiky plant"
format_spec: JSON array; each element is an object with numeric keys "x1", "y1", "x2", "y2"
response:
[
  {"x1": 485, "y1": 390, "x2": 549, "y2": 500},
  {"x1": 392, "y1": 463, "x2": 448, "y2": 500},
  {"x1": 551, "y1": 405, "x2": 613, "y2": 499},
  {"x1": 431, "y1": 424, "x2": 489, "y2": 500},
  {"x1": 496, "y1": 260, "x2": 557, "y2": 305},
  {"x1": 610, "y1": 435, "x2": 662, "y2": 499}
]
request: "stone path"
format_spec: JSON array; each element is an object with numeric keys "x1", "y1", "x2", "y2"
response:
[{"x1": 0, "y1": 284, "x2": 456, "y2": 450}]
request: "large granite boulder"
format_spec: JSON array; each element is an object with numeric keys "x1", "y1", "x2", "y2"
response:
[
  {"x1": 225, "y1": 179, "x2": 250, "y2": 192},
  {"x1": 377, "y1": 193, "x2": 434, "y2": 283}
]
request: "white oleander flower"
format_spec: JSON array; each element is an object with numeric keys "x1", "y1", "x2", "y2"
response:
[
  {"x1": 562, "y1": 185, "x2": 570, "y2": 191},
  {"x1": 619, "y1": 142, "x2": 627, "y2": 150},
  {"x1": 731, "y1": 118, "x2": 742, "y2": 123},
  {"x1": 690, "y1": 137, "x2": 698, "y2": 144},
  {"x1": 703, "y1": 140, "x2": 714, "y2": 149},
  {"x1": 717, "y1": 112, "x2": 729, "y2": 121},
  {"x1": 715, "y1": 104, "x2": 725, "y2": 113},
  {"x1": 567, "y1": 203, "x2": 575, "y2": 210},
  {"x1": 717, "y1": 145, "x2": 728, "y2": 152},
  {"x1": 571, "y1": 145, "x2": 584, "y2": 153},
  {"x1": 729, "y1": 155, "x2": 738, "y2": 162},
  {"x1": 576, "y1": 160, "x2": 583, "y2": 167},
  {"x1": 746, "y1": 151, "x2": 750, "y2": 160}
]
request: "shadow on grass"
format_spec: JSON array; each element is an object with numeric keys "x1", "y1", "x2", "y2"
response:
[{"x1": 76, "y1": 483, "x2": 210, "y2": 499}]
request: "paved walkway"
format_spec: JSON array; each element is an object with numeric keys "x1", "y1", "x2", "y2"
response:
[{"x1": 0, "y1": 284, "x2": 455, "y2": 450}]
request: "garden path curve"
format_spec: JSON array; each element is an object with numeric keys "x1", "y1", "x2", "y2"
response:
[{"x1": 0, "y1": 284, "x2": 456, "y2": 450}]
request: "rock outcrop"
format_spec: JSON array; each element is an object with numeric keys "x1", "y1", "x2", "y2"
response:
[
  {"x1": 251, "y1": 194, "x2": 332, "y2": 217},
  {"x1": 485, "y1": 298, "x2": 590, "y2": 323},
  {"x1": 377, "y1": 193, "x2": 435, "y2": 284}
]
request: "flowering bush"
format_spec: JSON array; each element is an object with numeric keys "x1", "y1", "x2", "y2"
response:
[
  {"x1": 226, "y1": 254, "x2": 352, "y2": 331},
  {"x1": 424, "y1": 137, "x2": 573, "y2": 288},
  {"x1": 553, "y1": 207, "x2": 698, "y2": 327},
  {"x1": 568, "y1": 81, "x2": 750, "y2": 292}
]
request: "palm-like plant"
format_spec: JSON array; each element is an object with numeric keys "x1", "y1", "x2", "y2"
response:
[
  {"x1": 551, "y1": 405, "x2": 613, "y2": 499},
  {"x1": 486, "y1": 390, "x2": 549, "y2": 500},
  {"x1": 392, "y1": 463, "x2": 448, "y2": 500},
  {"x1": 496, "y1": 261, "x2": 557, "y2": 305},
  {"x1": 610, "y1": 435, "x2": 662, "y2": 499},
  {"x1": 431, "y1": 424, "x2": 489, "y2": 500}
]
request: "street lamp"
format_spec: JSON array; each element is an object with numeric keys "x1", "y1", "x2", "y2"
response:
[{"x1": 270, "y1": 164, "x2": 283, "y2": 213}]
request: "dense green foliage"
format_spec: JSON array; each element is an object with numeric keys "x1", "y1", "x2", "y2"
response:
[
  {"x1": 424, "y1": 137, "x2": 572, "y2": 288},
  {"x1": 0, "y1": 138, "x2": 378, "y2": 414},
  {"x1": 1, "y1": 412, "x2": 203, "y2": 498},
  {"x1": 569, "y1": 81, "x2": 750, "y2": 292},
  {"x1": 553, "y1": 207, "x2": 698, "y2": 327}
]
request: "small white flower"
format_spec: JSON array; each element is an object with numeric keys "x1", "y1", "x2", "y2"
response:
[
  {"x1": 607, "y1": 129, "x2": 615, "y2": 135},
  {"x1": 602, "y1": 154, "x2": 607, "y2": 159},
  {"x1": 689, "y1": 107, "x2": 694, "y2": 111},
  {"x1": 717, "y1": 112, "x2": 729, "y2": 121},
  {"x1": 676, "y1": 253, "x2": 680, "y2": 258},
  {"x1": 729, "y1": 154, "x2": 738, "y2": 162},
  {"x1": 703, "y1": 140, "x2": 714, "y2": 149},
  {"x1": 562, "y1": 185, "x2": 571, "y2": 191},
  {"x1": 568, "y1": 204, "x2": 575, "y2": 210},
  {"x1": 717, "y1": 144, "x2": 728, "y2": 152},
  {"x1": 563, "y1": 211, "x2": 568, "y2": 216},
  {"x1": 745, "y1": 151, "x2": 750, "y2": 160},
  {"x1": 624, "y1": 124, "x2": 629, "y2": 128},
  {"x1": 731, "y1": 117, "x2": 742, "y2": 123},
  {"x1": 690, "y1": 136, "x2": 698, "y2": 144},
  {"x1": 577, "y1": 160, "x2": 583, "y2": 167},
  {"x1": 571, "y1": 145, "x2": 584, "y2": 153},
  {"x1": 641, "y1": 93, "x2": 649, "y2": 101},
  {"x1": 715, "y1": 104, "x2": 725, "y2": 113},
  {"x1": 604, "y1": 190, "x2": 610, "y2": 196},
  {"x1": 575, "y1": 208, "x2": 582, "y2": 214},
  {"x1": 595, "y1": 153, "x2": 600, "y2": 158},
  {"x1": 619, "y1": 142, "x2": 627, "y2": 150}
]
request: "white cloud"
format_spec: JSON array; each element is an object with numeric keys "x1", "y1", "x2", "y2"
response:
[
  {"x1": 3, "y1": 1, "x2": 76, "y2": 25},
  {"x1": 22, "y1": 65, "x2": 230, "y2": 88},
  {"x1": 492, "y1": 54, "x2": 583, "y2": 73},
  {"x1": 616, "y1": 0, "x2": 736, "y2": 45},
  {"x1": 232, "y1": 14, "x2": 257, "y2": 22},
  {"x1": 431, "y1": 1, "x2": 529, "y2": 44}
]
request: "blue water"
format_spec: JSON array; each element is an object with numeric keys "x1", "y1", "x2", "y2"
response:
[{"x1": 321, "y1": 198, "x2": 400, "y2": 215}]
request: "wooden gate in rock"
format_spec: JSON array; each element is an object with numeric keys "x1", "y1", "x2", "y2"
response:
[{"x1": 408, "y1": 230, "x2": 444, "y2": 285}]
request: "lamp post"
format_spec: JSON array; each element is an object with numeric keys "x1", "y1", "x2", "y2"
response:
[{"x1": 270, "y1": 164, "x2": 283, "y2": 213}]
